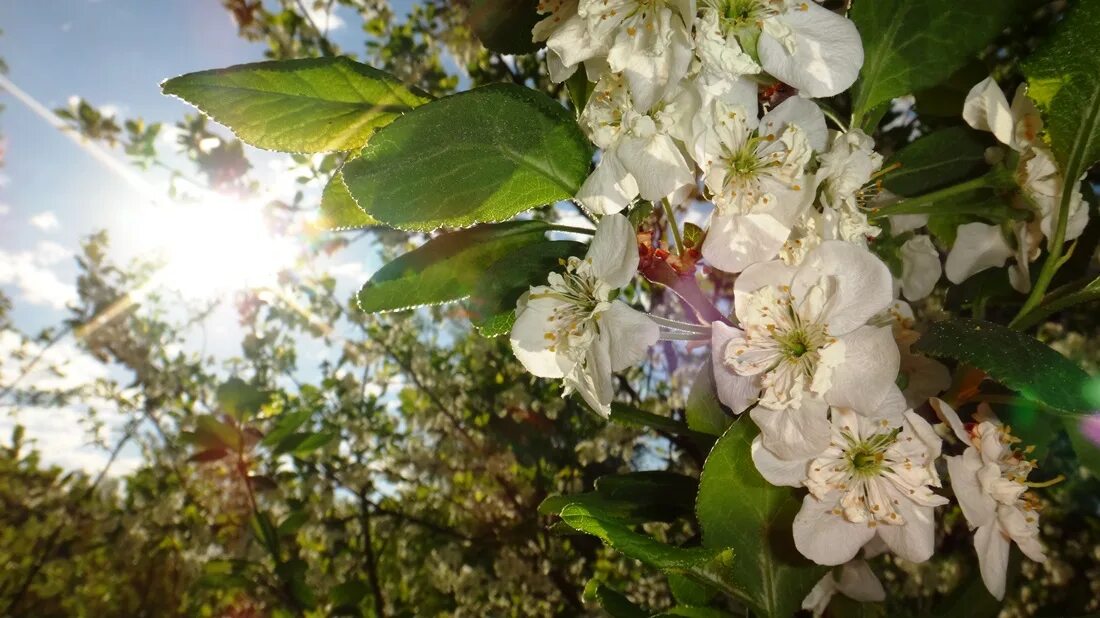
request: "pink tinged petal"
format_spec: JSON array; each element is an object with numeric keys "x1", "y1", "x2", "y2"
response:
[
  {"x1": 946, "y1": 453, "x2": 997, "y2": 528},
  {"x1": 576, "y1": 151, "x2": 640, "y2": 215},
  {"x1": 793, "y1": 241, "x2": 894, "y2": 335},
  {"x1": 616, "y1": 132, "x2": 695, "y2": 205},
  {"x1": 587, "y1": 212, "x2": 639, "y2": 288},
  {"x1": 757, "y1": 4, "x2": 863, "y2": 98},
  {"x1": 1080, "y1": 414, "x2": 1100, "y2": 447},
  {"x1": 962, "y1": 77, "x2": 1016, "y2": 149},
  {"x1": 711, "y1": 322, "x2": 761, "y2": 413},
  {"x1": 974, "y1": 523, "x2": 1010, "y2": 600},
  {"x1": 826, "y1": 326, "x2": 901, "y2": 415},
  {"x1": 702, "y1": 212, "x2": 792, "y2": 274},
  {"x1": 601, "y1": 301, "x2": 659, "y2": 372},
  {"x1": 794, "y1": 493, "x2": 877, "y2": 566},
  {"x1": 750, "y1": 398, "x2": 831, "y2": 459},
  {"x1": 836, "y1": 560, "x2": 886, "y2": 602},
  {"x1": 876, "y1": 497, "x2": 937, "y2": 563},
  {"x1": 750, "y1": 434, "x2": 810, "y2": 487},
  {"x1": 758, "y1": 95, "x2": 829, "y2": 153},
  {"x1": 899, "y1": 235, "x2": 942, "y2": 301},
  {"x1": 509, "y1": 292, "x2": 575, "y2": 379},
  {"x1": 944, "y1": 222, "x2": 1013, "y2": 284}
]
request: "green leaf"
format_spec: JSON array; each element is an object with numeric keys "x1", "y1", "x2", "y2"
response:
[
  {"x1": 468, "y1": 239, "x2": 586, "y2": 337},
  {"x1": 1024, "y1": 0, "x2": 1100, "y2": 184},
  {"x1": 343, "y1": 83, "x2": 593, "y2": 231},
  {"x1": 609, "y1": 403, "x2": 716, "y2": 447},
  {"x1": 696, "y1": 418, "x2": 826, "y2": 617},
  {"x1": 566, "y1": 70, "x2": 594, "y2": 116},
  {"x1": 559, "y1": 502, "x2": 738, "y2": 595},
  {"x1": 583, "y1": 581, "x2": 648, "y2": 618},
  {"x1": 466, "y1": 0, "x2": 542, "y2": 54},
  {"x1": 882, "y1": 127, "x2": 991, "y2": 197},
  {"x1": 162, "y1": 57, "x2": 430, "y2": 153},
  {"x1": 667, "y1": 573, "x2": 718, "y2": 608},
  {"x1": 539, "y1": 472, "x2": 696, "y2": 525},
  {"x1": 274, "y1": 431, "x2": 337, "y2": 456},
  {"x1": 193, "y1": 414, "x2": 240, "y2": 451},
  {"x1": 653, "y1": 608, "x2": 736, "y2": 618},
  {"x1": 262, "y1": 409, "x2": 313, "y2": 448},
  {"x1": 317, "y1": 170, "x2": 378, "y2": 231},
  {"x1": 216, "y1": 377, "x2": 271, "y2": 421},
  {"x1": 595, "y1": 471, "x2": 699, "y2": 508},
  {"x1": 685, "y1": 361, "x2": 732, "y2": 437},
  {"x1": 914, "y1": 319, "x2": 1095, "y2": 415},
  {"x1": 1065, "y1": 416, "x2": 1100, "y2": 478},
  {"x1": 850, "y1": 0, "x2": 1024, "y2": 124},
  {"x1": 357, "y1": 221, "x2": 552, "y2": 313}
]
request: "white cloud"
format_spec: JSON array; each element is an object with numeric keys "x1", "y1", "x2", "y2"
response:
[
  {"x1": 29, "y1": 211, "x2": 60, "y2": 231},
  {"x1": 303, "y1": 3, "x2": 345, "y2": 31},
  {"x1": 0, "y1": 241, "x2": 78, "y2": 308},
  {"x1": 0, "y1": 203, "x2": 10, "y2": 216}
]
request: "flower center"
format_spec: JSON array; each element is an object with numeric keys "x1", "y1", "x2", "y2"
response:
[
  {"x1": 704, "y1": 0, "x2": 782, "y2": 29},
  {"x1": 532, "y1": 258, "x2": 609, "y2": 353},
  {"x1": 842, "y1": 428, "x2": 900, "y2": 478}
]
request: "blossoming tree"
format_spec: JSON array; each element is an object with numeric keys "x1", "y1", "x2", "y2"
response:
[{"x1": 160, "y1": 0, "x2": 1100, "y2": 615}]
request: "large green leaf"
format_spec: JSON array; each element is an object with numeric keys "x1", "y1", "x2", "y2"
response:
[
  {"x1": 583, "y1": 581, "x2": 648, "y2": 618},
  {"x1": 1024, "y1": 0, "x2": 1100, "y2": 201},
  {"x1": 914, "y1": 319, "x2": 1095, "y2": 415},
  {"x1": 696, "y1": 419, "x2": 826, "y2": 618},
  {"x1": 343, "y1": 83, "x2": 593, "y2": 231},
  {"x1": 466, "y1": 0, "x2": 542, "y2": 54},
  {"x1": 317, "y1": 170, "x2": 379, "y2": 231},
  {"x1": 162, "y1": 57, "x2": 430, "y2": 153},
  {"x1": 850, "y1": 0, "x2": 1023, "y2": 124},
  {"x1": 685, "y1": 361, "x2": 732, "y2": 437},
  {"x1": 882, "y1": 126, "x2": 991, "y2": 197},
  {"x1": 468, "y1": 240, "x2": 585, "y2": 337},
  {"x1": 357, "y1": 221, "x2": 551, "y2": 313}
]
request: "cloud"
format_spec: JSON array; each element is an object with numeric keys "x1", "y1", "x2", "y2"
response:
[
  {"x1": 0, "y1": 241, "x2": 78, "y2": 308},
  {"x1": 302, "y1": 3, "x2": 345, "y2": 31},
  {"x1": 29, "y1": 211, "x2": 60, "y2": 231},
  {"x1": 0, "y1": 203, "x2": 10, "y2": 216}
]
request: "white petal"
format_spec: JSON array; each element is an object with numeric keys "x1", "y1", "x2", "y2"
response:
[
  {"x1": 601, "y1": 301, "x2": 659, "y2": 371},
  {"x1": 801, "y1": 572, "x2": 837, "y2": 618},
  {"x1": 792, "y1": 241, "x2": 894, "y2": 335},
  {"x1": 750, "y1": 398, "x2": 832, "y2": 459},
  {"x1": 794, "y1": 493, "x2": 877, "y2": 565},
  {"x1": 826, "y1": 326, "x2": 901, "y2": 415},
  {"x1": 751, "y1": 435, "x2": 810, "y2": 487},
  {"x1": 733, "y1": 259, "x2": 798, "y2": 319},
  {"x1": 587, "y1": 212, "x2": 639, "y2": 288},
  {"x1": 889, "y1": 213, "x2": 929, "y2": 235},
  {"x1": 929, "y1": 398, "x2": 972, "y2": 446},
  {"x1": 711, "y1": 322, "x2": 760, "y2": 413},
  {"x1": 963, "y1": 77, "x2": 1016, "y2": 149},
  {"x1": 616, "y1": 132, "x2": 695, "y2": 205},
  {"x1": 576, "y1": 151, "x2": 640, "y2": 215},
  {"x1": 946, "y1": 452, "x2": 997, "y2": 531},
  {"x1": 757, "y1": 4, "x2": 863, "y2": 98},
  {"x1": 702, "y1": 212, "x2": 793, "y2": 274},
  {"x1": 944, "y1": 222, "x2": 1013, "y2": 284},
  {"x1": 566, "y1": 331, "x2": 615, "y2": 416},
  {"x1": 759, "y1": 95, "x2": 829, "y2": 153},
  {"x1": 899, "y1": 235, "x2": 942, "y2": 301},
  {"x1": 835, "y1": 560, "x2": 886, "y2": 602},
  {"x1": 509, "y1": 292, "x2": 575, "y2": 378},
  {"x1": 974, "y1": 523, "x2": 1009, "y2": 600},
  {"x1": 876, "y1": 498, "x2": 937, "y2": 563}
]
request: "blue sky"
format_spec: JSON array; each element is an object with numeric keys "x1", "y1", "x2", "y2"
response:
[{"x1": 0, "y1": 0, "x2": 417, "y2": 472}]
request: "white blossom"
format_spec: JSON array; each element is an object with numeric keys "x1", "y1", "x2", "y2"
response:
[
  {"x1": 898, "y1": 235, "x2": 941, "y2": 301},
  {"x1": 510, "y1": 214, "x2": 659, "y2": 415},
  {"x1": 802, "y1": 559, "x2": 885, "y2": 617}
]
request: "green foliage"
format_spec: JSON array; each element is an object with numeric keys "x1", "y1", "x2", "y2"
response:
[
  {"x1": 318, "y1": 169, "x2": 379, "y2": 230},
  {"x1": 696, "y1": 419, "x2": 826, "y2": 618},
  {"x1": 850, "y1": 0, "x2": 1024, "y2": 125},
  {"x1": 685, "y1": 361, "x2": 732, "y2": 437},
  {"x1": 882, "y1": 126, "x2": 991, "y2": 197},
  {"x1": 357, "y1": 220, "x2": 553, "y2": 313},
  {"x1": 162, "y1": 57, "x2": 430, "y2": 153},
  {"x1": 915, "y1": 319, "x2": 1095, "y2": 414},
  {"x1": 466, "y1": 0, "x2": 542, "y2": 54},
  {"x1": 342, "y1": 83, "x2": 593, "y2": 231}
]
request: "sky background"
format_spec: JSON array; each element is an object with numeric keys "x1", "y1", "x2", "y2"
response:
[{"x1": 0, "y1": 0, "x2": 418, "y2": 474}]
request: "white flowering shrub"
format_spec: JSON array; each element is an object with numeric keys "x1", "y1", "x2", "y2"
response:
[{"x1": 163, "y1": 0, "x2": 1100, "y2": 614}]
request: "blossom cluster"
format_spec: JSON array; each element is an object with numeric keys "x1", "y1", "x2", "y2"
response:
[{"x1": 506, "y1": 0, "x2": 1067, "y2": 607}]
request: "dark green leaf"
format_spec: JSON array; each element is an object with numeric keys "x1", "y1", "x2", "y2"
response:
[
  {"x1": 850, "y1": 0, "x2": 1024, "y2": 124},
  {"x1": 162, "y1": 57, "x2": 430, "y2": 153},
  {"x1": 696, "y1": 418, "x2": 826, "y2": 617},
  {"x1": 262, "y1": 409, "x2": 313, "y2": 448},
  {"x1": 275, "y1": 558, "x2": 316, "y2": 608},
  {"x1": 682, "y1": 223, "x2": 705, "y2": 250},
  {"x1": 685, "y1": 361, "x2": 732, "y2": 437},
  {"x1": 668, "y1": 573, "x2": 719, "y2": 607},
  {"x1": 583, "y1": 581, "x2": 648, "y2": 618},
  {"x1": 466, "y1": 0, "x2": 542, "y2": 54},
  {"x1": 595, "y1": 471, "x2": 699, "y2": 508},
  {"x1": 566, "y1": 70, "x2": 594, "y2": 116},
  {"x1": 609, "y1": 403, "x2": 716, "y2": 447},
  {"x1": 882, "y1": 127, "x2": 991, "y2": 197},
  {"x1": 357, "y1": 221, "x2": 552, "y2": 313},
  {"x1": 278, "y1": 510, "x2": 309, "y2": 537},
  {"x1": 468, "y1": 239, "x2": 586, "y2": 337},
  {"x1": 216, "y1": 377, "x2": 271, "y2": 421},
  {"x1": 274, "y1": 431, "x2": 337, "y2": 456},
  {"x1": 193, "y1": 414, "x2": 240, "y2": 451},
  {"x1": 343, "y1": 84, "x2": 593, "y2": 231},
  {"x1": 188, "y1": 447, "x2": 229, "y2": 463},
  {"x1": 331, "y1": 579, "x2": 372, "y2": 608},
  {"x1": 914, "y1": 319, "x2": 1095, "y2": 415},
  {"x1": 653, "y1": 608, "x2": 736, "y2": 618}
]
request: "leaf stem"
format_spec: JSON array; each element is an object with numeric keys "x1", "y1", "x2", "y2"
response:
[
  {"x1": 649, "y1": 314, "x2": 711, "y2": 333},
  {"x1": 1010, "y1": 178, "x2": 1081, "y2": 328},
  {"x1": 548, "y1": 224, "x2": 596, "y2": 235},
  {"x1": 662, "y1": 198, "x2": 686, "y2": 255}
]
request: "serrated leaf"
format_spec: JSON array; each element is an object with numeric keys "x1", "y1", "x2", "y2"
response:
[
  {"x1": 466, "y1": 0, "x2": 542, "y2": 54},
  {"x1": 914, "y1": 318, "x2": 1094, "y2": 415},
  {"x1": 357, "y1": 221, "x2": 552, "y2": 313},
  {"x1": 685, "y1": 361, "x2": 732, "y2": 437},
  {"x1": 468, "y1": 239, "x2": 586, "y2": 336},
  {"x1": 343, "y1": 83, "x2": 593, "y2": 231},
  {"x1": 850, "y1": 0, "x2": 1024, "y2": 124},
  {"x1": 882, "y1": 126, "x2": 991, "y2": 197},
  {"x1": 318, "y1": 170, "x2": 378, "y2": 230},
  {"x1": 162, "y1": 57, "x2": 430, "y2": 153},
  {"x1": 696, "y1": 418, "x2": 826, "y2": 617}
]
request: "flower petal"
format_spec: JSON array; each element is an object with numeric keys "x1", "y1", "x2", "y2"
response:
[
  {"x1": 899, "y1": 235, "x2": 942, "y2": 301},
  {"x1": 759, "y1": 95, "x2": 829, "y2": 153},
  {"x1": 751, "y1": 434, "x2": 810, "y2": 487},
  {"x1": 733, "y1": 259, "x2": 798, "y2": 319},
  {"x1": 963, "y1": 77, "x2": 1015, "y2": 149},
  {"x1": 757, "y1": 4, "x2": 863, "y2": 98},
  {"x1": 794, "y1": 493, "x2": 877, "y2": 565},
  {"x1": 876, "y1": 498, "x2": 937, "y2": 563},
  {"x1": 712, "y1": 322, "x2": 761, "y2": 413},
  {"x1": 929, "y1": 398, "x2": 972, "y2": 446},
  {"x1": 601, "y1": 301, "x2": 659, "y2": 371},
  {"x1": 826, "y1": 326, "x2": 901, "y2": 416},
  {"x1": 509, "y1": 291, "x2": 574, "y2": 378},
  {"x1": 616, "y1": 132, "x2": 695, "y2": 205},
  {"x1": 587, "y1": 212, "x2": 639, "y2": 288},
  {"x1": 750, "y1": 397, "x2": 831, "y2": 459},
  {"x1": 792, "y1": 241, "x2": 894, "y2": 335},
  {"x1": 974, "y1": 523, "x2": 1010, "y2": 600},
  {"x1": 836, "y1": 560, "x2": 885, "y2": 602},
  {"x1": 702, "y1": 212, "x2": 793, "y2": 274},
  {"x1": 944, "y1": 222, "x2": 1013, "y2": 284},
  {"x1": 576, "y1": 150, "x2": 640, "y2": 215}
]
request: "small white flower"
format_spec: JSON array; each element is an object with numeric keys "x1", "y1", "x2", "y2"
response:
[
  {"x1": 695, "y1": 96, "x2": 826, "y2": 272},
  {"x1": 817, "y1": 129, "x2": 883, "y2": 211},
  {"x1": 801, "y1": 559, "x2": 885, "y2": 617},
  {"x1": 932, "y1": 399, "x2": 1047, "y2": 601},
  {"x1": 695, "y1": 0, "x2": 863, "y2": 98},
  {"x1": 788, "y1": 407, "x2": 948, "y2": 565},
  {"x1": 712, "y1": 242, "x2": 900, "y2": 455},
  {"x1": 575, "y1": 75, "x2": 697, "y2": 215},
  {"x1": 899, "y1": 235, "x2": 941, "y2": 301},
  {"x1": 510, "y1": 214, "x2": 659, "y2": 415},
  {"x1": 533, "y1": 0, "x2": 609, "y2": 82}
]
